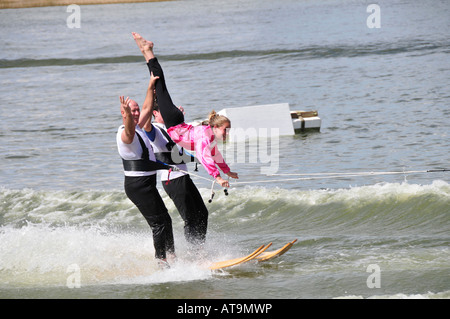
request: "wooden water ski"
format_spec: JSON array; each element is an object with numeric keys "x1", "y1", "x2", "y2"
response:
[
  {"x1": 256, "y1": 239, "x2": 297, "y2": 262},
  {"x1": 209, "y1": 243, "x2": 272, "y2": 270}
]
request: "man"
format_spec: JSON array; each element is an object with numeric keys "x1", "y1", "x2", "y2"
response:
[
  {"x1": 116, "y1": 65, "x2": 175, "y2": 268},
  {"x1": 144, "y1": 104, "x2": 209, "y2": 250}
]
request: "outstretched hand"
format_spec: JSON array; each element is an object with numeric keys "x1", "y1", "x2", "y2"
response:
[
  {"x1": 120, "y1": 96, "x2": 131, "y2": 117},
  {"x1": 216, "y1": 176, "x2": 230, "y2": 188},
  {"x1": 226, "y1": 171, "x2": 239, "y2": 179}
]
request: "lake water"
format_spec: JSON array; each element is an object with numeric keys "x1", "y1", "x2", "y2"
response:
[{"x1": 0, "y1": 0, "x2": 449, "y2": 300}]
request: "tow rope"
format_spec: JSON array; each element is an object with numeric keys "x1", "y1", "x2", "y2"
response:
[{"x1": 164, "y1": 167, "x2": 448, "y2": 202}]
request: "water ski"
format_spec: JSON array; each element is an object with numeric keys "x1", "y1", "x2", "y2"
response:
[
  {"x1": 256, "y1": 239, "x2": 297, "y2": 262},
  {"x1": 209, "y1": 243, "x2": 272, "y2": 270}
]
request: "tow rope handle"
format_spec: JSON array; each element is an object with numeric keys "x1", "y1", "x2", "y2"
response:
[
  {"x1": 224, "y1": 177, "x2": 229, "y2": 196},
  {"x1": 208, "y1": 180, "x2": 216, "y2": 203},
  {"x1": 208, "y1": 177, "x2": 230, "y2": 203}
]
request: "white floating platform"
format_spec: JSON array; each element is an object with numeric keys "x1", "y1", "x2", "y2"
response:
[
  {"x1": 191, "y1": 103, "x2": 321, "y2": 142},
  {"x1": 290, "y1": 110, "x2": 321, "y2": 132}
]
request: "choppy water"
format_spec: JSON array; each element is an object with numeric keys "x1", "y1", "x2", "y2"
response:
[{"x1": 0, "y1": 0, "x2": 449, "y2": 299}]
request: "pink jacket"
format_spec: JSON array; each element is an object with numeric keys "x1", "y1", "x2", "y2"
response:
[{"x1": 168, "y1": 123, "x2": 230, "y2": 178}]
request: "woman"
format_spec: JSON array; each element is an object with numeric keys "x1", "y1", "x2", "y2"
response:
[{"x1": 132, "y1": 32, "x2": 238, "y2": 187}]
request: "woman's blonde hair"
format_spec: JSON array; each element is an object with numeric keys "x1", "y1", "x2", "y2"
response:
[{"x1": 208, "y1": 110, "x2": 230, "y2": 127}]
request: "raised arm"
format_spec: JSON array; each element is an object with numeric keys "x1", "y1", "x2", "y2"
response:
[
  {"x1": 138, "y1": 72, "x2": 159, "y2": 130},
  {"x1": 120, "y1": 96, "x2": 135, "y2": 144}
]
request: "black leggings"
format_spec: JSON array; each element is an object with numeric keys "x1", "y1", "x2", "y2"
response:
[
  {"x1": 124, "y1": 174, "x2": 175, "y2": 259},
  {"x1": 147, "y1": 58, "x2": 184, "y2": 129},
  {"x1": 163, "y1": 175, "x2": 209, "y2": 246}
]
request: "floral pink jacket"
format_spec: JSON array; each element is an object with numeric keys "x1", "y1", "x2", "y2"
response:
[{"x1": 168, "y1": 123, "x2": 230, "y2": 178}]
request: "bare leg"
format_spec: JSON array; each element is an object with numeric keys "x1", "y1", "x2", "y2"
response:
[{"x1": 132, "y1": 32, "x2": 155, "y2": 62}]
